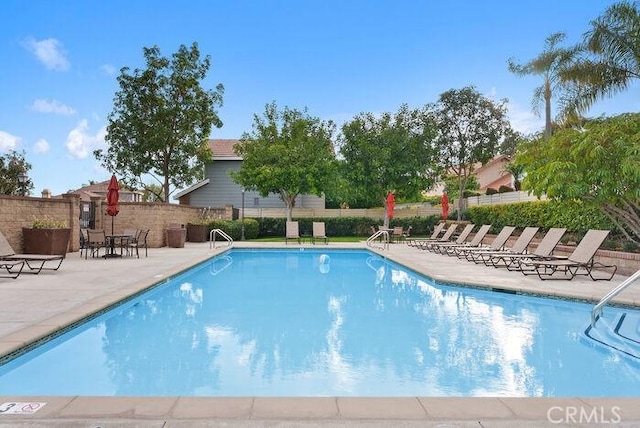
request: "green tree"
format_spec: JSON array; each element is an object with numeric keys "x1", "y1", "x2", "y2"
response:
[
  {"x1": 339, "y1": 104, "x2": 438, "y2": 227},
  {"x1": 95, "y1": 42, "x2": 224, "y2": 202},
  {"x1": 142, "y1": 183, "x2": 165, "y2": 202},
  {"x1": 231, "y1": 102, "x2": 336, "y2": 221},
  {"x1": 508, "y1": 32, "x2": 581, "y2": 140},
  {"x1": 518, "y1": 113, "x2": 640, "y2": 243},
  {"x1": 559, "y1": 1, "x2": 640, "y2": 119},
  {"x1": 0, "y1": 150, "x2": 33, "y2": 196},
  {"x1": 430, "y1": 86, "x2": 512, "y2": 220}
]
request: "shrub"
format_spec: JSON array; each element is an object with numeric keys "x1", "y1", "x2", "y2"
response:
[
  {"x1": 485, "y1": 187, "x2": 498, "y2": 195},
  {"x1": 498, "y1": 185, "x2": 514, "y2": 193}
]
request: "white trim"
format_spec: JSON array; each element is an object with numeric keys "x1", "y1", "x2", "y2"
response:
[{"x1": 173, "y1": 179, "x2": 210, "y2": 199}]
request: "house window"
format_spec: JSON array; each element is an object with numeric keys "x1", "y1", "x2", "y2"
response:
[{"x1": 253, "y1": 197, "x2": 259, "y2": 206}]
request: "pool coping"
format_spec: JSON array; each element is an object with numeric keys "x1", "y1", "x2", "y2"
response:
[{"x1": 0, "y1": 241, "x2": 638, "y2": 426}]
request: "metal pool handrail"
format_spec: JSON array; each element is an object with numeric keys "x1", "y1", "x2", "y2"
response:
[
  {"x1": 209, "y1": 228, "x2": 233, "y2": 249},
  {"x1": 366, "y1": 230, "x2": 389, "y2": 250},
  {"x1": 591, "y1": 269, "x2": 640, "y2": 326}
]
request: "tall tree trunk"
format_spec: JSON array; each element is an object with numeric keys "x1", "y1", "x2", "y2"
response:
[{"x1": 544, "y1": 78, "x2": 552, "y2": 141}]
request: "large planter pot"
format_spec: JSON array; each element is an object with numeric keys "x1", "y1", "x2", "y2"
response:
[
  {"x1": 22, "y1": 228, "x2": 71, "y2": 255},
  {"x1": 166, "y1": 228, "x2": 187, "y2": 248},
  {"x1": 187, "y1": 223, "x2": 208, "y2": 242}
]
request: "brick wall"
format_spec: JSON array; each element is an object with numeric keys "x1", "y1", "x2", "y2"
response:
[
  {"x1": 0, "y1": 194, "x2": 81, "y2": 253},
  {"x1": 0, "y1": 195, "x2": 231, "y2": 252}
]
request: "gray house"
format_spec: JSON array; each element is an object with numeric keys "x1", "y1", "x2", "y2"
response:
[{"x1": 174, "y1": 139, "x2": 325, "y2": 210}]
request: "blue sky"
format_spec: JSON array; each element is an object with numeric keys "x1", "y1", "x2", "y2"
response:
[{"x1": 1, "y1": 0, "x2": 636, "y2": 197}]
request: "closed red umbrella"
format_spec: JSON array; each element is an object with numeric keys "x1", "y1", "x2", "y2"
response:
[
  {"x1": 386, "y1": 192, "x2": 395, "y2": 219},
  {"x1": 441, "y1": 193, "x2": 449, "y2": 219},
  {"x1": 106, "y1": 175, "x2": 120, "y2": 235}
]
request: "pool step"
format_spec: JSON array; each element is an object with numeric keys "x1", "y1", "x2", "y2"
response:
[{"x1": 583, "y1": 312, "x2": 640, "y2": 360}]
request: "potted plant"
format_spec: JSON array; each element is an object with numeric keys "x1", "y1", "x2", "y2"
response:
[
  {"x1": 187, "y1": 208, "x2": 211, "y2": 243},
  {"x1": 23, "y1": 217, "x2": 72, "y2": 255}
]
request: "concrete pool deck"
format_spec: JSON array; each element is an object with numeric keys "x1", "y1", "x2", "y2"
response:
[{"x1": 0, "y1": 240, "x2": 639, "y2": 427}]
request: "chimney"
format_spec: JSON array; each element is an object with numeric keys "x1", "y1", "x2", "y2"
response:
[{"x1": 41, "y1": 189, "x2": 51, "y2": 198}]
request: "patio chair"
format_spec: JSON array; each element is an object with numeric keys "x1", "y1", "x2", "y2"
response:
[
  {"x1": 126, "y1": 229, "x2": 149, "y2": 258},
  {"x1": 391, "y1": 226, "x2": 405, "y2": 243},
  {"x1": 312, "y1": 222, "x2": 328, "y2": 245},
  {"x1": 417, "y1": 223, "x2": 459, "y2": 250},
  {"x1": 426, "y1": 223, "x2": 476, "y2": 253},
  {"x1": 79, "y1": 228, "x2": 89, "y2": 258},
  {"x1": 522, "y1": 229, "x2": 617, "y2": 281},
  {"x1": 286, "y1": 221, "x2": 301, "y2": 244},
  {"x1": 406, "y1": 222, "x2": 445, "y2": 247},
  {"x1": 85, "y1": 229, "x2": 107, "y2": 259},
  {"x1": 436, "y1": 224, "x2": 492, "y2": 256},
  {"x1": 488, "y1": 228, "x2": 567, "y2": 271},
  {"x1": 118, "y1": 228, "x2": 139, "y2": 256},
  {"x1": 468, "y1": 226, "x2": 539, "y2": 264},
  {"x1": 0, "y1": 230, "x2": 65, "y2": 273}
]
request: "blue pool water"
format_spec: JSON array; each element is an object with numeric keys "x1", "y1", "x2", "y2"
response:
[{"x1": 0, "y1": 248, "x2": 639, "y2": 397}]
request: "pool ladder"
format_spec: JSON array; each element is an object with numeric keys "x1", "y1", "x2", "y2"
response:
[
  {"x1": 591, "y1": 269, "x2": 640, "y2": 326},
  {"x1": 209, "y1": 228, "x2": 234, "y2": 249},
  {"x1": 366, "y1": 230, "x2": 390, "y2": 250}
]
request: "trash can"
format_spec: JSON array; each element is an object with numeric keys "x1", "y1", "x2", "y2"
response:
[{"x1": 166, "y1": 223, "x2": 186, "y2": 248}]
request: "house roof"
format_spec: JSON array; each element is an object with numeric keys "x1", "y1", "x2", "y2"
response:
[
  {"x1": 208, "y1": 139, "x2": 242, "y2": 160},
  {"x1": 66, "y1": 179, "x2": 143, "y2": 201},
  {"x1": 173, "y1": 179, "x2": 210, "y2": 200}
]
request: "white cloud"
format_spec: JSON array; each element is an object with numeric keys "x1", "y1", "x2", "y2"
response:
[
  {"x1": 0, "y1": 131, "x2": 20, "y2": 151},
  {"x1": 507, "y1": 101, "x2": 543, "y2": 135},
  {"x1": 31, "y1": 99, "x2": 76, "y2": 115},
  {"x1": 100, "y1": 64, "x2": 116, "y2": 75},
  {"x1": 34, "y1": 138, "x2": 50, "y2": 154},
  {"x1": 21, "y1": 37, "x2": 70, "y2": 71},
  {"x1": 65, "y1": 120, "x2": 106, "y2": 159}
]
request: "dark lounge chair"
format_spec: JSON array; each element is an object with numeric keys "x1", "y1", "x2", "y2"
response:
[
  {"x1": 456, "y1": 226, "x2": 516, "y2": 261},
  {"x1": 427, "y1": 223, "x2": 476, "y2": 253},
  {"x1": 0, "y1": 231, "x2": 64, "y2": 274},
  {"x1": 406, "y1": 222, "x2": 445, "y2": 247},
  {"x1": 488, "y1": 228, "x2": 567, "y2": 271},
  {"x1": 522, "y1": 229, "x2": 617, "y2": 281},
  {"x1": 417, "y1": 223, "x2": 459, "y2": 250},
  {"x1": 468, "y1": 226, "x2": 539, "y2": 264},
  {"x1": 0, "y1": 260, "x2": 25, "y2": 279},
  {"x1": 436, "y1": 224, "x2": 493, "y2": 256}
]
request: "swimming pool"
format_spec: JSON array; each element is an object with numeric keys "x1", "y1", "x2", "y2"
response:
[{"x1": 0, "y1": 248, "x2": 638, "y2": 396}]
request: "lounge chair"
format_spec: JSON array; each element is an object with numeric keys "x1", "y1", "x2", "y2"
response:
[
  {"x1": 0, "y1": 260, "x2": 25, "y2": 279},
  {"x1": 406, "y1": 222, "x2": 445, "y2": 247},
  {"x1": 523, "y1": 229, "x2": 617, "y2": 280},
  {"x1": 417, "y1": 223, "x2": 459, "y2": 250},
  {"x1": 312, "y1": 222, "x2": 328, "y2": 245},
  {"x1": 437, "y1": 224, "x2": 492, "y2": 256},
  {"x1": 286, "y1": 221, "x2": 301, "y2": 244},
  {"x1": 468, "y1": 226, "x2": 539, "y2": 264},
  {"x1": 487, "y1": 228, "x2": 567, "y2": 270},
  {"x1": 427, "y1": 223, "x2": 476, "y2": 253},
  {"x1": 453, "y1": 226, "x2": 516, "y2": 260},
  {"x1": 0, "y1": 230, "x2": 65, "y2": 273}
]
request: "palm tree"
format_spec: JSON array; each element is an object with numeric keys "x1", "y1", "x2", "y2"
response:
[
  {"x1": 507, "y1": 32, "x2": 581, "y2": 140},
  {"x1": 559, "y1": 1, "x2": 640, "y2": 119}
]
